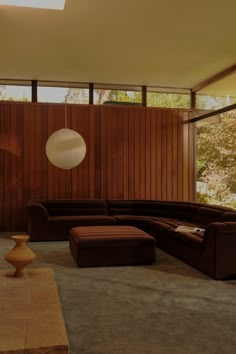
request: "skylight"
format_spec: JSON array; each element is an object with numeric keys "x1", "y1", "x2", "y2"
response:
[{"x1": 0, "y1": 0, "x2": 65, "y2": 10}]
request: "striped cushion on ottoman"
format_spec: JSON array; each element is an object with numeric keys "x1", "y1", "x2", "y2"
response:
[{"x1": 69, "y1": 225, "x2": 156, "y2": 267}]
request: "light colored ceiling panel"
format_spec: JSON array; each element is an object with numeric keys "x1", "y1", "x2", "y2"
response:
[
  {"x1": 198, "y1": 73, "x2": 236, "y2": 97},
  {"x1": 0, "y1": 0, "x2": 235, "y2": 91}
]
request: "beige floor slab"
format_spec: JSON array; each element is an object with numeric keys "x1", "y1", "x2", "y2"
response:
[{"x1": 0, "y1": 268, "x2": 69, "y2": 354}]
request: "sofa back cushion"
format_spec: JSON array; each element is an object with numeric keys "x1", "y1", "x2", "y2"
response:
[
  {"x1": 192, "y1": 207, "x2": 224, "y2": 226},
  {"x1": 107, "y1": 201, "x2": 141, "y2": 215},
  {"x1": 42, "y1": 200, "x2": 107, "y2": 216},
  {"x1": 107, "y1": 200, "x2": 198, "y2": 220},
  {"x1": 220, "y1": 212, "x2": 236, "y2": 222}
]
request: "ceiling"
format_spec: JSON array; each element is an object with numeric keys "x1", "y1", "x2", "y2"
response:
[
  {"x1": 199, "y1": 73, "x2": 236, "y2": 96},
  {"x1": 0, "y1": 0, "x2": 236, "y2": 93}
]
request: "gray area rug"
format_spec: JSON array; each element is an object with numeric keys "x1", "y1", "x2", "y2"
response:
[{"x1": 0, "y1": 234, "x2": 236, "y2": 354}]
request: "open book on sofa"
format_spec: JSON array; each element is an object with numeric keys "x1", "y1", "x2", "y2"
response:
[{"x1": 175, "y1": 225, "x2": 205, "y2": 234}]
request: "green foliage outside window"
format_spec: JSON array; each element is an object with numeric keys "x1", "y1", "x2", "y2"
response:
[
  {"x1": 0, "y1": 85, "x2": 30, "y2": 102},
  {"x1": 147, "y1": 92, "x2": 190, "y2": 108},
  {"x1": 196, "y1": 110, "x2": 236, "y2": 209}
]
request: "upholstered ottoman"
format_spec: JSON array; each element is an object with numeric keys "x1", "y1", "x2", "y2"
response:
[{"x1": 69, "y1": 225, "x2": 156, "y2": 267}]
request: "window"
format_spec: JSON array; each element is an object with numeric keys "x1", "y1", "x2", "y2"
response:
[
  {"x1": 94, "y1": 84, "x2": 142, "y2": 105},
  {"x1": 196, "y1": 94, "x2": 236, "y2": 110},
  {"x1": 38, "y1": 82, "x2": 89, "y2": 104},
  {"x1": 0, "y1": 81, "x2": 31, "y2": 101},
  {"x1": 196, "y1": 109, "x2": 236, "y2": 209},
  {"x1": 147, "y1": 87, "x2": 190, "y2": 108},
  {"x1": 196, "y1": 73, "x2": 236, "y2": 110}
]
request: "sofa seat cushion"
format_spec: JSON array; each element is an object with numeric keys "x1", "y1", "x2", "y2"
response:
[
  {"x1": 167, "y1": 229, "x2": 204, "y2": 249},
  {"x1": 149, "y1": 218, "x2": 204, "y2": 249},
  {"x1": 151, "y1": 217, "x2": 199, "y2": 227},
  {"x1": 115, "y1": 215, "x2": 200, "y2": 227},
  {"x1": 48, "y1": 215, "x2": 116, "y2": 226}
]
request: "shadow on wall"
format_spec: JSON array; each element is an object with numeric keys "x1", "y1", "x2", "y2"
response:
[{"x1": 0, "y1": 149, "x2": 24, "y2": 231}]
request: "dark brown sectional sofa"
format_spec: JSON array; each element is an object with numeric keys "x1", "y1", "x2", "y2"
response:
[{"x1": 26, "y1": 199, "x2": 236, "y2": 279}]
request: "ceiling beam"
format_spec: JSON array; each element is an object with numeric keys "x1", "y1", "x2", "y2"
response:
[
  {"x1": 89, "y1": 83, "x2": 94, "y2": 105},
  {"x1": 190, "y1": 90, "x2": 196, "y2": 109},
  {"x1": 142, "y1": 86, "x2": 147, "y2": 107},
  {"x1": 192, "y1": 64, "x2": 236, "y2": 93},
  {"x1": 185, "y1": 103, "x2": 236, "y2": 124},
  {"x1": 32, "y1": 80, "x2": 37, "y2": 102}
]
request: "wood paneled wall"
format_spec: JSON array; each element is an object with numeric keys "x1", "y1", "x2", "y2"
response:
[{"x1": 0, "y1": 102, "x2": 195, "y2": 231}]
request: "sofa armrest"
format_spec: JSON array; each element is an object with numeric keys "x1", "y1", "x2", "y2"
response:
[
  {"x1": 205, "y1": 222, "x2": 236, "y2": 279},
  {"x1": 26, "y1": 202, "x2": 49, "y2": 241}
]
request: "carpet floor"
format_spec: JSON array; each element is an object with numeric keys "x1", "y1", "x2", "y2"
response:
[{"x1": 0, "y1": 233, "x2": 236, "y2": 354}]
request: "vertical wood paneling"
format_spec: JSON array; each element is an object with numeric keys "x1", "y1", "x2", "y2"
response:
[
  {"x1": 47, "y1": 105, "x2": 55, "y2": 200},
  {"x1": 117, "y1": 109, "x2": 124, "y2": 199},
  {"x1": 106, "y1": 107, "x2": 113, "y2": 199},
  {"x1": 88, "y1": 107, "x2": 95, "y2": 199},
  {"x1": 172, "y1": 110, "x2": 178, "y2": 200},
  {"x1": 127, "y1": 110, "x2": 135, "y2": 199},
  {"x1": 100, "y1": 108, "x2": 107, "y2": 199},
  {"x1": 134, "y1": 109, "x2": 140, "y2": 199},
  {"x1": 167, "y1": 110, "x2": 173, "y2": 200},
  {"x1": 177, "y1": 113, "x2": 183, "y2": 200},
  {"x1": 111, "y1": 109, "x2": 118, "y2": 199},
  {"x1": 51, "y1": 105, "x2": 61, "y2": 200},
  {"x1": 183, "y1": 111, "x2": 189, "y2": 201},
  {"x1": 15, "y1": 104, "x2": 24, "y2": 230},
  {"x1": 64, "y1": 106, "x2": 72, "y2": 200},
  {"x1": 139, "y1": 110, "x2": 146, "y2": 199},
  {"x1": 188, "y1": 117, "x2": 195, "y2": 201},
  {"x1": 35, "y1": 105, "x2": 42, "y2": 201},
  {"x1": 123, "y1": 109, "x2": 129, "y2": 199},
  {"x1": 94, "y1": 107, "x2": 101, "y2": 199},
  {"x1": 150, "y1": 110, "x2": 156, "y2": 200},
  {"x1": 161, "y1": 110, "x2": 167, "y2": 200},
  {"x1": 5, "y1": 104, "x2": 13, "y2": 230},
  {"x1": 156, "y1": 110, "x2": 162, "y2": 199},
  {"x1": 10, "y1": 105, "x2": 17, "y2": 230},
  {"x1": 0, "y1": 102, "x2": 195, "y2": 231},
  {"x1": 145, "y1": 110, "x2": 151, "y2": 199},
  {"x1": 0, "y1": 104, "x2": 5, "y2": 230},
  {"x1": 41, "y1": 105, "x2": 48, "y2": 201}
]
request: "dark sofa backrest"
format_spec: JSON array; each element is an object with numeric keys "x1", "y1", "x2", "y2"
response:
[
  {"x1": 36, "y1": 199, "x2": 236, "y2": 223},
  {"x1": 191, "y1": 207, "x2": 225, "y2": 226},
  {"x1": 107, "y1": 200, "x2": 199, "y2": 220},
  {"x1": 41, "y1": 200, "x2": 107, "y2": 216},
  {"x1": 220, "y1": 212, "x2": 236, "y2": 222}
]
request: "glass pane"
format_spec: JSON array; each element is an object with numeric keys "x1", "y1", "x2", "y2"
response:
[
  {"x1": 196, "y1": 109, "x2": 236, "y2": 209},
  {"x1": 147, "y1": 92, "x2": 190, "y2": 108},
  {"x1": 196, "y1": 72, "x2": 236, "y2": 110},
  {"x1": 196, "y1": 95, "x2": 236, "y2": 110},
  {"x1": 0, "y1": 84, "x2": 31, "y2": 101},
  {"x1": 94, "y1": 89, "x2": 142, "y2": 105},
  {"x1": 38, "y1": 86, "x2": 89, "y2": 104}
]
